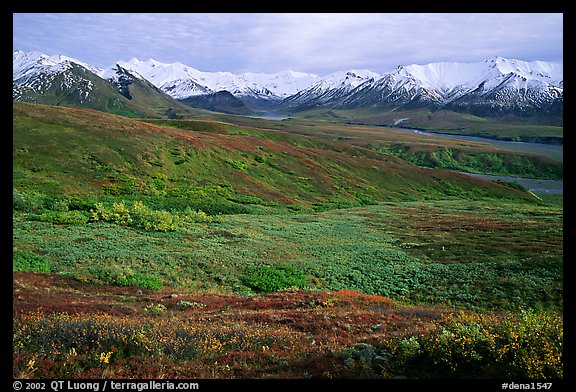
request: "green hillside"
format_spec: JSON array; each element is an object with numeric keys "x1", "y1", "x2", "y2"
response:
[
  {"x1": 14, "y1": 64, "x2": 208, "y2": 119},
  {"x1": 14, "y1": 101, "x2": 559, "y2": 306},
  {"x1": 12, "y1": 102, "x2": 563, "y2": 379},
  {"x1": 14, "y1": 102, "x2": 533, "y2": 210}
]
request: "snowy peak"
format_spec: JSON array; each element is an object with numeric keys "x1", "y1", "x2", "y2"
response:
[
  {"x1": 281, "y1": 69, "x2": 381, "y2": 109},
  {"x1": 102, "y1": 57, "x2": 321, "y2": 101},
  {"x1": 13, "y1": 50, "x2": 102, "y2": 80},
  {"x1": 320, "y1": 58, "x2": 563, "y2": 118},
  {"x1": 98, "y1": 63, "x2": 145, "y2": 84},
  {"x1": 12, "y1": 50, "x2": 198, "y2": 118},
  {"x1": 487, "y1": 56, "x2": 563, "y2": 82},
  {"x1": 13, "y1": 50, "x2": 562, "y2": 120},
  {"x1": 12, "y1": 50, "x2": 105, "y2": 103},
  {"x1": 98, "y1": 64, "x2": 143, "y2": 100},
  {"x1": 312, "y1": 69, "x2": 380, "y2": 91},
  {"x1": 396, "y1": 61, "x2": 490, "y2": 92},
  {"x1": 234, "y1": 70, "x2": 320, "y2": 99},
  {"x1": 392, "y1": 57, "x2": 562, "y2": 96},
  {"x1": 99, "y1": 58, "x2": 208, "y2": 99}
]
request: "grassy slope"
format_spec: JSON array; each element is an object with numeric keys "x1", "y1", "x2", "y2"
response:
[
  {"x1": 13, "y1": 102, "x2": 561, "y2": 305},
  {"x1": 12, "y1": 102, "x2": 563, "y2": 380},
  {"x1": 14, "y1": 102, "x2": 532, "y2": 206},
  {"x1": 13, "y1": 199, "x2": 563, "y2": 310},
  {"x1": 192, "y1": 111, "x2": 563, "y2": 180},
  {"x1": 264, "y1": 120, "x2": 563, "y2": 180}
]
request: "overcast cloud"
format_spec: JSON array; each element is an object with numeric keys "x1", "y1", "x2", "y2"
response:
[{"x1": 13, "y1": 13, "x2": 563, "y2": 75}]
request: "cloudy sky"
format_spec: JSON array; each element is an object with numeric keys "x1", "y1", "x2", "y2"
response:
[{"x1": 13, "y1": 13, "x2": 563, "y2": 75}]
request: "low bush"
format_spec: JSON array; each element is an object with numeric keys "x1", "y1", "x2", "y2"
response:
[
  {"x1": 13, "y1": 189, "x2": 99, "y2": 216},
  {"x1": 179, "y1": 207, "x2": 220, "y2": 224},
  {"x1": 89, "y1": 265, "x2": 163, "y2": 290},
  {"x1": 225, "y1": 159, "x2": 247, "y2": 171},
  {"x1": 13, "y1": 311, "x2": 302, "y2": 376},
  {"x1": 90, "y1": 201, "x2": 178, "y2": 232},
  {"x1": 90, "y1": 200, "x2": 220, "y2": 231},
  {"x1": 388, "y1": 309, "x2": 563, "y2": 379},
  {"x1": 13, "y1": 189, "x2": 50, "y2": 213},
  {"x1": 38, "y1": 210, "x2": 89, "y2": 225},
  {"x1": 119, "y1": 273, "x2": 163, "y2": 291},
  {"x1": 241, "y1": 264, "x2": 308, "y2": 292},
  {"x1": 13, "y1": 250, "x2": 51, "y2": 273}
]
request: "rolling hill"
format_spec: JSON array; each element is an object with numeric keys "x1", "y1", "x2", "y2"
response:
[
  {"x1": 12, "y1": 103, "x2": 563, "y2": 381},
  {"x1": 13, "y1": 101, "x2": 534, "y2": 209}
]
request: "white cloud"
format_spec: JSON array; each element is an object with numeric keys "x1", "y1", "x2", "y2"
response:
[{"x1": 13, "y1": 13, "x2": 563, "y2": 75}]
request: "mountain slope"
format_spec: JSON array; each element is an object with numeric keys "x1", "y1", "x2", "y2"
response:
[
  {"x1": 13, "y1": 51, "x2": 210, "y2": 118},
  {"x1": 13, "y1": 50, "x2": 127, "y2": 113},
  {"x1": 108, "y1": 58, "x2": 320, "y2": 105},
  {"x1": 279, "y1": 57, "x2": 562, "y2": 125},
  {"x1": 324, "y1": 57, "x2": 563, "y2": 122},
  {"x1": 13, "y1": 51, "x2": 562, "y2": 123},
  {"x1": 13, "y1": 101, "x2": 533, "y2": 208},
  {"x1": 178, "y1": 90, "x2": 254, "y2": 115},
  {"x1": 280, "y1": 70, "x2": 380, "y2": 111},
  {"x1": 98, "y1": 63, "x2": 215, "y2": 118}
]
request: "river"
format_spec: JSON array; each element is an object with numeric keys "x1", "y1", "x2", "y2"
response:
[
  {"x1": 458, "y1": 172, "x2": 563, "y2": 195},
  {"x1": 397, "y1": 128, "x2": 564, "y2": 195},
  {"x1": 242, "y1": 114, "x2": 564, "y2": 195},
  {"x1": 245, "y1": 111, "x2": 290, "y2": 121}
]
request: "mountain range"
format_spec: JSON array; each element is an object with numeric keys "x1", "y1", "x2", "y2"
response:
[{"x1": 13, "y1": 50, "x2": 563, "y2": 122}]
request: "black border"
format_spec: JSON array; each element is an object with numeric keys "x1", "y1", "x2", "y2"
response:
[{"x1": 7, "y1": 5, "x2": 572, "y2": 391}]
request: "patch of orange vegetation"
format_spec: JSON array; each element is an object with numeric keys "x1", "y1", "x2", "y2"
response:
[{"x1": 13, "y1": 271, "x2": 451, "y2": 378}]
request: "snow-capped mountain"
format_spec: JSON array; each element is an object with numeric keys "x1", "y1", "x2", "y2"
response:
[
  {"x1": 98, "y1": 63, "x2": 177, "y2": 102},
  {"x1": 326, "y1": 57, "x2": 563, "y2": 117},
  {"x1": 12, "y1": 50, "x2": 115, "y2": 106},
  {"x1": 13, "y1": 50, "x2": 101, "y2": 81},
  {"x1": 13, "y1": 50, "x2": 563, "y2": 121},
  {"x1": 443, "y1": 57, "x2": 563, "y2": 116},
  {"x1": 240, "y1": 70, "x2": 321, "y2": 99},
  {"x1": 13, "y1": 50, "x2": 107, "y2": 106},
  {"x1": 12, "y1": 50, "x2": 210, "y2": 118},
  {"x1": 281, "y1": 70, "x2": 381, "y2": 110},
  {"x1": 100, "y1": 59, "x2": 213, "y2": 99},
  {"x1": 99, "y1": 60, "x2": 256, "y2": 114},
  {"x1": 103, "y1": 58, "x2": 320, "y2": 104}
]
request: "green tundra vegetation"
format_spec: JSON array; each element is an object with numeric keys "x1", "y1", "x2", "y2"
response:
[{"x1": 12, "y1": 102, "x2": 563, "y2": 379}]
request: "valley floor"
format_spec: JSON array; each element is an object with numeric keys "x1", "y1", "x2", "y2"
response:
[{"x1": 13, "y1": 197, "x2": 563, "y2": 381}]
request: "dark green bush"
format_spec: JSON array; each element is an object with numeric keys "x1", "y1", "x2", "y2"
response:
[
  {"x1": 89, "y1": 265, "x2": 163, "y2": 290},
  {"x1": 118, "y1": 273, "x2": 163, "y2": 291},
  {"x1": 13, "y1": 189, "x2": 46, "y2": 212},
  {"x1": 13, "y1": 250, "x2": 51, "y2": 273},
  {"x1": 241, "y1": 264, "x2": 308, "y2": 292}
]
